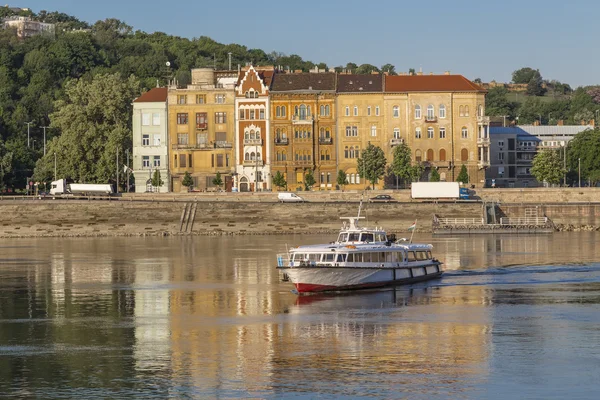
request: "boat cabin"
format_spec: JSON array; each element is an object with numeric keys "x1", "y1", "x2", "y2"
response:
[{"x1": 336, "y1": 216, "x2": 387, "y2": 244}]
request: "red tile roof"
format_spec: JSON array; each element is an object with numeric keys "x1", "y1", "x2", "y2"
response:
[
  {"x1": 236, "y1": 68, "x2": 275, "y2": 88},
  {"x1": 133, "y1": 87, "x2": 168, "y2": 103},
  {"x1": 385, "y1": 75, "x2": 485, "y2": 93}
]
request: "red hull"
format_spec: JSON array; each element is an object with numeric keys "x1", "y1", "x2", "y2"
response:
[{"x1": 294, "y1": 272, "x2": 443, "y2": 294}]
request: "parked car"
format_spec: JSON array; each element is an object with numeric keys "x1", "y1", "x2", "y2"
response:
[
  {"x1": 278, "y1": 192, "x2": 305, "y2": 203},
  {"x1": 369, "y1": 194, "x2": 396, "y2": 203}
]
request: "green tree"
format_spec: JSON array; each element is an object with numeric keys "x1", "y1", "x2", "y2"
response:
[
  {"x1": 486, "y1": 86, "x2": 517, "y2": 118},
  {"x1": 211, "y1": 171, "x2": 223, "y2": 189},
  {"x1": 390, "y1": 142, "x2": 413, "y2": 187},
  {"x1": 410, "y1": 162, "x2": 424, "y2": 182},
  {"x1": 272, "y1": 170, "x2": 287, "y2": 190},
  {"x1": 182, "y1": 171, "x2": 193, "y2": 190},
  {"x1": 526, "y1": 71, "x2": 546, "y2": 96},
  {"x1": 304, "y1": 169, "x2": 316, "y2": 191},
  {"x1": 567, "y1": 128, "x2": 600, "y2": 182},
  {"x1": 512, "y1": 67, "x2": 538, "y2": 84},
  {"x1": 357, "y1": 143, "x2": 386, "y2": 189},
  {"x1": 531, "y1": 149, "x2": 566, "y2": 185},
  {"x1": 336, "y1": 169, "x2": 348, "y2": 190},
  {"x1": 457, "y1": 164, "x2": 469, "y2": 184},
  {"x1": 430, "y1": 168, "x2": 440, "y2": 182},
  {"x1": 380, "y1": 63, "x2": 396, "y2": 75},
  {"x1": 152, "y1": 168, "x2": 164, "y2": 190}
]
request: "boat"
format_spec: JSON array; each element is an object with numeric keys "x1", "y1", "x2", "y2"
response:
[{"x1": 276, "y1": 205, "x2": 443, "y2": 294}]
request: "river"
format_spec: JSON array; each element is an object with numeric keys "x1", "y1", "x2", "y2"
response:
[{"x1": 1, "y1": 233, "x2": 600, "y2": 399}]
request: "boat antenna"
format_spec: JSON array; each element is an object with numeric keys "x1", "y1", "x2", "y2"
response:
[{"x1": 357, "y1": 199, "x2": 363, "y2": 220}]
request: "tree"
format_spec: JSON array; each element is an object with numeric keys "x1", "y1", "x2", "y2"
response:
[
  {"x1": 357, "y1": 144, "x2": 387, "y2": 190},
  {"x1": 212, "y1": 171, "x2": 223, "y2": 190},
  {"x1": 355, "y1": 64, "x2": 379, "y2": 75},
  {"x1": 526, "y1": 71, "x2": 546, "y2": 96},
  {"x1": 457, "y1": 165, "x2": 469, "y2": 184},
  {"x1": 430, "y1": 168, "x2": 440, "y2": 182},
  {"x1": 336, "y1": 170, "x2": 348, "y2": 190},
  {"x1": 408, "y1": 68, "x2": 415, "y2": 75},
  {"x1": 410, "y1": 162, "x2": 424, "y2": 182},
  {"x1": 182, "y1": 171, "x2": 193, "y2": 190},
  {"x1": 512, "y1": 67, "x2": 538, "y2": 84},
  {"x1": 390, "y1": 142, "x2": 413, "y2": 187},
  {"x1": 531, "y1": 149, "x2": 566, "y2": 185},
  {"x1": 272, "y1": 170, "x2": 287, "y2": 190},
  {"x1": 304, "y1": 169, "x2": 316, "y2": 191},
  {"x1": 380, "y1": 64, "x2": 396, "y2": 75},
  {"x1": 486, "y1": 86, "x2": 517, "y2": 118},
  {"x1": 566, "y1": 128, "x2": 600, "y2": 182},
  {"x1": 473, "y1": 78, "x2": 482, "y2": 84},
  {"x1": 152, "y1": 169, "x2": 163, "y2": 191}
]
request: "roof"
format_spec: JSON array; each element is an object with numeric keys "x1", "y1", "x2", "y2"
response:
[
  {"x1": 271, "y1": 73, "x2": 336, "y2": 92},
  {"x1": 236, "y1": 68, "x2": 275, "y2": 88},
  {"x1": 133, "y1": 87, "x2": 168, "y2": 103},
  {"x1": 490, "y1": 125, "x2": 594, "y2": 138},
  {"x1": 337, "y1": 74, "x2": 383, "y2": 93},
  {"x1": 385, "y1": 75, "x2": 485, "y2": 93}
]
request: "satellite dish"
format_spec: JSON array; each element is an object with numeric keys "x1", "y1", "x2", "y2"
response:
[{"x1": 166, "y1": 61, "x2": 171, "y2": 67}]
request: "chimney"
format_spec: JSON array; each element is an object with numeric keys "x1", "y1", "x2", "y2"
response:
[
  {"x1": 557, "y1": 120, "x2": 564, "y2": 126},
  {"x1": 429, "y1": 72, "x2": 434, "y2": 75},
  {"x1": 371, "y1": 71, "x2": 379, "y2": 75},
  {"x1": 417, "y1": 71, "x2": 423, "y2": 76},
  {"x1": 444, "y1": 71, "x2": 450, "y2": 75}
]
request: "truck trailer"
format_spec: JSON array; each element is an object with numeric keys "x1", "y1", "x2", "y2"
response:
[
  {"x1": 50, "y1": 179, "x2": 113, "y2": 196},
  {"x1": 411, "y1": 182, "x2": 469, "y2": 200}
]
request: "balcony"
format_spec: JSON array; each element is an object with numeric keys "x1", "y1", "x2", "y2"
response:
[
  {"x1": 477, "y1": 116, "x2": 491, "y2": 125},
  {"x1": 292, "y1": 115, "x2": 314, "y2": 125},
  {"x1": 243, "y1": 159, "x2": 264, "y2": 167},
  {"x1": 478, "y1": 160, "x2": 490, "y2": 169},
  {"x1": 424, "y1": 116, "x2": 438, "y2": 123},
  {"x1": 477, "y1": 137, "x2": 490, "y2": 145},
  {"x1": 172, "y1": 143, "x2": 209, "y2": 150},
  {"x1": 517, "y1": 158, "x2": 533, "y2": 164},
  {"x1": 319, "y1": 137, "x2": 333, "y2": 145},
  {"x1": 215, "y1": 141, "x2": 232, "y2": 148},
  {"x1": 390, "y1": 138, "x2": 404, "y2": 147},
  {"x1": 274, "y1": 138, "x2": 289, "y2": 145},
  {"x1": 516, "y1": 146, "x2": 538, "y2": 152},
  {"x1": 196, "y1": 123, "x2": 208, "y2": 130},
  {"x1": 244, "y1": 138, "x2": 263, "y2": 146}
]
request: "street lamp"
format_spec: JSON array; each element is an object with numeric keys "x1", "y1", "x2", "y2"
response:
[
  {"x1": 54, "y1": 152, "x2": 57, "y2": 181},
  {"x1": 578, "y1": 158, "x2": 581, "y2": 188},
  {"x1": 24, "y1": 121, "x2": 34, "y2": 148},
  {"x1": 39, "y1": 125, "x2": 49, "y2": 155}
]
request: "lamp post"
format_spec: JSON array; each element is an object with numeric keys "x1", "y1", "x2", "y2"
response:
[
  {"x1": 578, "y1": 158, "x2": 581, "y2": 188},
  {"x1": 39, "y1": 125, "x2": 49, "y2": 155},
  {"x1": 25, "y1": 121, "x2": 34, "y2": 148},
  {"x1": 255, "y1": 142, "x2": 259, "y2": 192},
  {"x1": 53, "y1": 152, "x2": 57, "y2": 181}
]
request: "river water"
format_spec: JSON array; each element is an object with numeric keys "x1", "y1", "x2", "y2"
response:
[{"x1": 1, "y1": 233, "x2": 600, "y2": 399}]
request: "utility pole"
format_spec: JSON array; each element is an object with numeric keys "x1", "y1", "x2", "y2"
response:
[
  {"x1": 54, "y1": 152, "x2": 57, "y2": 181},
  {"x1": 500, "y1": 115, "x2": 508, "y2": 127},
  {"x1": 116, "y1": 146, "x2": 119, "y2": 194},
  {"x1": 228, "y1": 52, "x2": 232, "y2": 71},
  {"x1": 578, "y1": 158, "x2": 581, "y2": 188},
  {"x1": 40, "y1": 126, "x2": 49, "y2": 155},
  {"x1": 25, "y1": 121, "x2": 34, "y2": 148}
]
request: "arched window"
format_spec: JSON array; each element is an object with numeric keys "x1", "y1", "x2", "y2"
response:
[
  {"x1": 276, "y1": 106, "x2": 281, "y2": 117},
  {"x1": 325, "y1": 105, "x2": 330, "y2": 116},
  {"x1": 281, "y1": 129, "x2": 287, "y2": 138},
  {"x1": 393, "y1": 106, "x2": 399, "y2": 118},
  {"x1": 427, "y1": 149, "x2": 434, "y2": 161},
  {"x1": 344, "y1": 146, "x2": 349, "y2": 158},
  {"x1": 281, "y1": 106, "x2": 286, "y2": 117},
  {"x1": 325, "y1": 128, "x2": 330, "y2": 138},
  {"x1": 299, "y1": 104, "x2": 307, "y2": 120},
  {"x1": 464, "y1": 106, "x2": 470, "y2": 117},
  {"x1": 462, "y1": 127, "x2": 468, "y2": 139},
  {"x1": 427, "y1": 127, "x2": 434, "y2": 138},
  {"x1": 427, "y1": 104, "x2": 434, "y2": 119},
  {"x1": 393, "y1": 128, "x2": 400, "y2": 139},
  {"x1": 282, "y1": 151, "x2": 287, "y2": 161},
  {"x1": 353, "y1": 106, "x2": 358, "y2": 116},
  {"x1": 345, "y1": 106, "x2": 350, "y2": 116},
  {"x1": 415, "y1": 128, "x2": 422, "y2": 139},
  {"x1": 276, "y1": 128, "x2": 280, "y2": 138},
  {"x1": 415, "y1": 149, "x2": 422, "y2": 162},
  {"x1": 320, "y1": 105, "x2": 325, "y2": 116},
  {"x1": 439, "y1": 149, "x2": 446, "y2": 161},
  {"x1": 461, "y1": 148, "x2": 469, "y2": 161},
  {"x1": 245, "y1": 92, "x2": 250, "y2": 98},
  {"x1": 478, "y1": 104, "x2": 483, "y2": 117},
  {"x1": 415, "y1": 105, "x2": 421, "y2": 119},
  {"x1": 245, "y1": 152, "x2": 250, "y2": 161},
  {"x1": 459, "y1": 105, "x2": 464, "y2": 117},
  {"x1": 350, "y1": 146, "x2": 355, "y2": 158},
  {"x1": 439, "y1": 104, "x2": 446, "y2": 119},
  {"x1": 245, "y1": 131, "x2": 250, "y2": 140}
]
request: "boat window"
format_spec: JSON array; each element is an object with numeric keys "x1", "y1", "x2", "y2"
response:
[
  {"x1": 386, "y1": 253, "x2": 393, "y2": 263},
  {"x1": 347, "y1": 253, "x2": 354, "y2": 262},
  {"x1": 337, "y1": 254, "x2": 347, "y2": 262},
  {"x1": 407, "y1": 251, "x2": 417, "y2": 262},
  {"x1": 416, "y1": 251, "x2": 428, "y2": 260},
  {"x1": 375, "y1": 233, "x2": 386, "y2": 242},
  {"x1": 323, "y1": 254, "x2": 335, "y2": 262},
  {"x1": 338, "y1": 233, "x2": 348, "y2": 242},
  {"x1": 361, "y1": 233, "x2": 374, "y2": 242},
  {"x1": 308, "y1": 254, "x2": 320, "y2": 262},
  {"x1": 365, "y1": 253, "x2": 373, "y2": 262},
  {"x1": 427, "y1": 251, "x2": 432, "y2": 259},
  {"x1": 348, "y1": 233, "x2": 360, "y2": 242},
  {"x1": 293, "y1": 254, "x2": 304, "y2": 261},
  {"x1": 354, "y1": 253, "x2": 362, "y2": 262}
]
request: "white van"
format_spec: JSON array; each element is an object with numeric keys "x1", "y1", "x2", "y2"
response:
[{"x1": 278, "y1": 192, "x2": 305, "y2": 203}]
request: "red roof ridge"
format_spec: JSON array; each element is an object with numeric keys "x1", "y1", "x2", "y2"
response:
[{"x1": 134, "y1": 87, "x2": 168, "y2": 103}]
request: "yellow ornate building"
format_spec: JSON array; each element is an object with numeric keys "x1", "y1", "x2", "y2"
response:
[
  {"x1": 270, "y1": 73, "x2": 337, "y2": 191},
  {"x1": 336, "y1": 74, "x2": 386, "y2": 189},
  {"x1": 383, "y1": 73, "x2": 489, "y2": 185},
  {"x1": 168, "y1": 68, "x2": 237, "y2": 192}
]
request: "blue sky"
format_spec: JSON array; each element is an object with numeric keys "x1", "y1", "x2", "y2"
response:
[{"x1": 16, "y1": 0, "x2": 600, "y2": 87}]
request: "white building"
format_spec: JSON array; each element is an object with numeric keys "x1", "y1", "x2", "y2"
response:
[
  {"x1": 132, "y1": 87, "x2": 169, "y2": 192},
  {"x1": 3, "y1": 16, "x2": 55, "y2": 39}
]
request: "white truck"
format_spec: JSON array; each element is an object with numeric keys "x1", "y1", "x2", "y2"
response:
[
  {"x1": 50, "y1": 179, "x2": 114, "y2": 196},
  {"x1": 411, "y1": 182, "x2": 469, "y2": 200}
]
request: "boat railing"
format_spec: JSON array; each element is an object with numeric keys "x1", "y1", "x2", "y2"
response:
[
  {"x1": 436, "y1": 217, "x2": 485, "y2": 225},
  {"x1": 276, "y1": 253, "x2": 290, "y2": 267},
  {"x1": 499, "y1": 217, "x2": 548, "y2": 225}
]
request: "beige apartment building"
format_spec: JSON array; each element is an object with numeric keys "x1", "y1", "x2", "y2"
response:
[{"x1": 168, "y1": 69, "x2": 237, "y2": 192}]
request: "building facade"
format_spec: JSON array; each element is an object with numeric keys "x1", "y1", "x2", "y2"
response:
[
  {"x1": 234, "y1": 66, "x2": 274, "y2": 192},
  {"x1": 132, "y1": 87, "x2": 169, "y2": 193},
  {"x1": 168, "y1": 69, "x2": 237, "y2": 192},
  {"x1": 3, "y1": 16, "x2": 55, "y2": 38},
  {"x1": 270, "y1": 73, "x2": 337, "y2": 191},
  {"x1": 384, "y1": 74, "x2": 490, "y2": 186}
]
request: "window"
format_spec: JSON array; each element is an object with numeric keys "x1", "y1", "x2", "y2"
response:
[
  {"x1": 197, "y1": 133, "x2": 208, "y2": 145},
  {"x1": 439, "y1": 149, "x2": 446, "y2": 161},
  {"x1": 478, "y1": 104, "x2": 483, "y2": 117},
  {"x1": 464, "y1": 105, "x2": 469, "y2": 117},
  {"x1": 415, "y1": 128, "x2": 421, "y2": 139},
  {"x1": 375, "y1": 106, "x2": 380, "y2": 116},
  {"x1": 259, "y1": 109, "x2": 265, "y2": 119},
  {"x1": 461, "y1": 127, "x2": 468, "y2": 139},
  {"x1": 498, "y1": 152, "x2": 505, "y2": 161},
  {"x1": 142, "y1": 156, "x2": 150, "y2": 167},
  {"x1": 459, "y1": 106, "x2": 464, "y2": 117},
  {"x1": 179, "y1": 154, "x2": 186, "y2": 168},
  {"x1": 174, "y1": 155, "x2": 178, "y2": 168},
  {"x1": 177, "y1": 95, "x2": 187, "y2": 105},
  {"x1": 189, "y1": 154, "x2": 193, "y2": 168},
  {"x1": 250, "y1": 110, "x2": 255, "y2": 120},
  {"x1": 367, "y1": 106, "x2": 372, "y2": 116},
  {"x1": 427, "y1": 104, "x2": 434, "y2": 119},
  {"x1": 427, "y1": 127, "x2": 434, "y2": 139},
  {"x1": 153, "y1": 134, "x2": 160, "y2": 146},
  {"x1": 196, "y1": 113, "x2": 207, "y2": 129},
  {"x1": 498, "y1": 140, "x2": 504, "y2": 148},
  {"x1": 439, "y1": 104, "x2": 446, "y2": 119},
  {"x1": 152, "y1": 113, "x2": 160, "y2": 125},
  {"x1": 153, "y1": 156, "x2": 160, "y2": 167},
  {"x1": 177, "y1": 113, "x2": 188, "y2": 124},
  {"x1": 415, "y1": 150, "x2": 422, "y2": 162},
  {"x1": 177, "y1": 133, "x2": 188, "y2": 145},
  {"x1": 216, "y1": 154, "x2": 224, "y2": 167},
  {"x1": 142, "y1": 113, "x2": 150, "y2": 126},
  {"x1": 345, "y1": 106, "x2": 350, "y2": 116},
  {"x1": 353, "y1": 106, "x2": 358, "y2": 116},
  {"x1": 345, "y1": 126, "x2": 358, "y2": 137},
  {"x1": 415, "y1": 105, "x2": 421, "y2": 119},
  {"x1": 276, "y1": 106, "x2": 281, "y2": 117},
  {"x1": 215, "y1": 112, "x2": 226, "y2": 124},
  {"x1": 427, "y1": 149, "x2": 434, "y2": 161},
  {"x1": 461, "y1": 148, "x2": 469, "y2": 161},
  {"x1": 371, "y1": 125, "x2": 377, "y2": 137},
  {"x1": 393, "y1": 128, "x2": 400, "y2": 139},
  {"x1": 215, "y1": 132, "x2": 226, "y2": 146},
  {"x1": 215, "y1": 94, "x2": 226, "y2": 104},
  {"x1": 439, "y1": 127, "x2": 446, "y2": 139},
  {"x1": 196, "y1": 94, "x2": 206, "y2": 104},
  {"x1": 142, "y1": 134, "x2": 150, "y2": 146},
  {"x1": 393, "y1": 106, "x2": 399, "y2": 118},
  {"x1": 281, "y1": 106, "x2": 286, "y2": 117}
]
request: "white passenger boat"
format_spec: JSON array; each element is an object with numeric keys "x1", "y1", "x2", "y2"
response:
[{"x1": 276, "y1": 209, "x2": 443, "y2": 294}]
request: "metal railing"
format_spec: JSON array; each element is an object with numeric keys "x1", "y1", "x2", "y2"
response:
[
  {"x1": 500, "y1": 217, "x2": 548, "y2": 225},
  {"x1": 436, "y1": 217, "x2": 485, "y2": 225}
]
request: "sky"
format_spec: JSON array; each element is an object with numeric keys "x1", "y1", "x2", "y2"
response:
[{"x1": 15, "y1": 0, "x2": 600, "y2": 87}]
